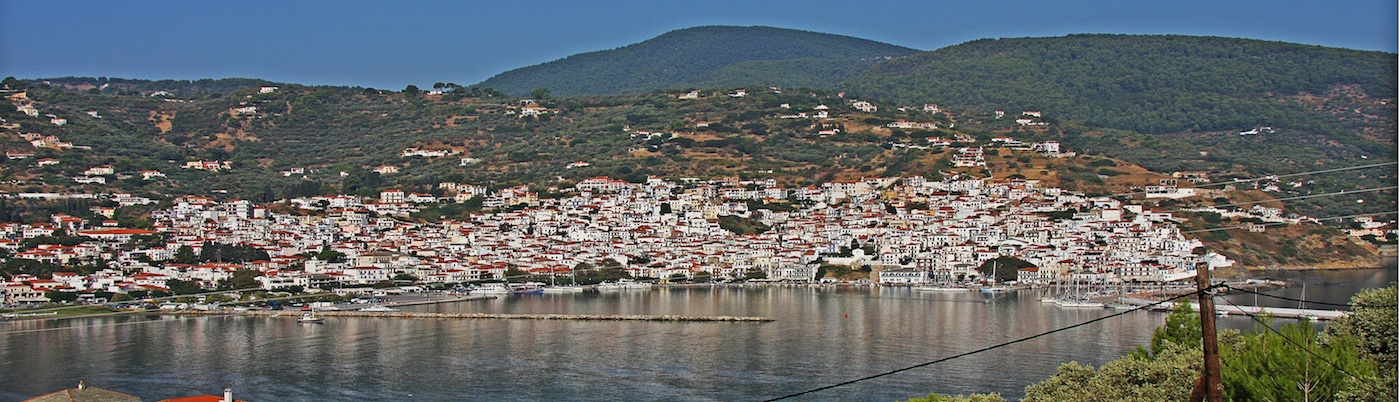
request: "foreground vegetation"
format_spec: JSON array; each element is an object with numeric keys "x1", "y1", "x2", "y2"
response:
[{"x1": 911, "y1": 285, "x2": 1397, "y2": 401}]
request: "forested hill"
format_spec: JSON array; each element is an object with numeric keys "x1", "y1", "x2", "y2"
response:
[
  {"x1": 477, "y1": 25, "x2": 920, "y2": 96},
  {"x1": 844, "y1": 34, "x2": 1397, "y2": 135}
]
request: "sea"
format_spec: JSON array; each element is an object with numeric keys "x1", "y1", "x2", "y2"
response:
[{"x1": 0, "y1": 268, "x2": 1392, "y2": 401}]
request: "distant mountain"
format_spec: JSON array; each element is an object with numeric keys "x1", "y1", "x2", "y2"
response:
[
  {"x1": 844, "y1": 34, "x2": 1396, "y2": 135},
  {"x1": 477, "y1": 26, "x2": 919, "y2": 96}
]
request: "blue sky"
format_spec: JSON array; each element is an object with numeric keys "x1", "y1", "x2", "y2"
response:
[{"x1": 1, "y1": 0, "x2": 1394, "y2": 90}]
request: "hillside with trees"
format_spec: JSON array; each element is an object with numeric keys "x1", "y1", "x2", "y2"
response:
[
  {"x1": 477, "y1": 25, "x2": 920, "y2": 96},
  {"x1": 845, "y1": 34, "x2": 1395, "y2": 135},
  {"x1": 840, "y1": 34, "x2": 1396, "y2": 219},
  {"x1": 2, "y1": 32, "x2": 1394, "y2": 269}
]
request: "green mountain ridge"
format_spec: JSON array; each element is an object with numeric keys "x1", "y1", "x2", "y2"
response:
[
  {"x1": 477, "y1": 25, "x2": 920, "y2": 96},
  {"x1": 843, "y1": 34, "x2": 1396, "y2": 134},
  {"x1": 3, "y1": 31, "x2": 1394, "y2": 227}
]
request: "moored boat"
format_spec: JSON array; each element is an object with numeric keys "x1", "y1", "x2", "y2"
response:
[
  {"x1": 510, "y1": 282, "x2": 545, "y2": 294},
  {"x1": 471, "y1": 283, "x2": 511, "y2": 295},
  {"x1": 297, "y1": 311, "x2": 325, "y2": 324},
  {"x1": 542, "y1": 285, "x2": 585, "y2": 293},
  {"x1": 598, "y1": 279, "x2": 651, "y2": 291},
  {"x1": 1056, "y1": 298, "x2": 1105, "y2": 308},
  {"x1": 912, "y1": 285, "x2": 967, "y2": 292}
]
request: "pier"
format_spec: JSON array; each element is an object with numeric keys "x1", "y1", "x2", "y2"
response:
[{"x1": 1120, "y1": 297, "x2": 1349, "y2": 320}]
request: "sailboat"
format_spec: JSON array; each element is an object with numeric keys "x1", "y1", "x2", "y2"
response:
[
  {"x1": 297, "y1": 307, "x2": 325, "y2": 324},
  {"x1": 980, "y1": 261, "x2": 1010, "y2": 293},
  {"x1": 1104, "y1": 281, "x2": 1135, "y2": 310},
  {"x1": 1055, "y1": 276, "x2": 1103, "y2": 308},
  {"x1": 542, "y1": 271, "x2": 584, "y2": 293},
  {"x1": 912, "y1": 270, "x2": 965, "y2": 292}
]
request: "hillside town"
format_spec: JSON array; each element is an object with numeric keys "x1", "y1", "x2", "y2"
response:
[{"x1": 0, "y1": 174, "x2": 1263, "y2": 305}]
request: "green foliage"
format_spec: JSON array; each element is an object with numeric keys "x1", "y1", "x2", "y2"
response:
[
  {"x1": 479, "y1": 26, "x2": 918, "y2": 96},
  {"x1": 218, "y1": 269, "x2": 261, "y2": 290},
  {"x1": 165, "y1": 279, "x2": 203, "y2": 295},
  {"x1": 907, "y1": 392, "x2": 1006, "y2": 402},
  {"x1": 45, "y1": 291, "x2": 79, "y2": 303},
  {"x1": 716, "y1": 215, "x2": 771, "y2": 235},
  {"x1": 313, "y1": 247, "x2": 347, "y2": 263},
  {"x1": 2, "y1": 258, "x2": 63, "y2": 279},
  {"x1": 574, "y1": 266, "x2": 632, "y2": 285},
  {"x1": 1222, "y1": 319, "x2": 1378, "y2": 401},
  {"x1": 197, "y1": 241, "x2": 271, "y2": 263},
  {"x1": 848, "y1": 34, "x2": 1395, "y2": 134},
  {"x1": 15, "y1": 40, "x2": 1392, "y2": 223},
  {"x1": 1137, "y1": 300, "x2": 1202, "y2": 359},
  {"x1": 1018, "y1": 291, "x2": 1391, "y2": 402},
  {"x1": 1322, "y1": 285, "x2": 1398, "y2": 399},
  {"x1": 22, "y1": 235, "x2": 96, "y2": 249},
  {"x1": 977, "y1": 256, "x2": 1032, "y2": 282},
  {"x1": 1037, "y1": 210, "x2": 1077, "y2": 221},
  {"x1": 1023, "y1": 343, "x2": 1202, "y2": 402},
  {"x1": 173, "y1": 246, "x2": 196, "y2": 264}
]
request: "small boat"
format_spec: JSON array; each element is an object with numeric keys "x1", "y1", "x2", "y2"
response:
[
  {"x1": 1056, "y1": 297, "x2": 1105, "y2": 308},
  {"x1": 621, "y1": 279, "x2": 653, "y2": 290},
  {"x1": 597, "y1": 279, "x2": 651, "y2": 291},
  {"x1": 471, "y1": 283, "x2": 511, "y2": 295},
  {"x1": 980, "y1": 262, "x2": 1010, "y2": 293},
  {"x1": 360, "y1": 305, "x2": 398, "y2": 312},
  {"x1": 542, "y1": 285, "x2": 585, "y2": 293},
  {"x1": 510, "y1": 283, "x2": 545, "y2": 294},
  {"x1": 542, "y1": 273, "x2": 585, "y2": 293},
  {"x1": 297, "y1": 311, "x2": 325, "y2": 324},
  {"x1": 912, "y1": 285, "x2": 967, "y2": 292},
  {"x1": 1105, "y1": 302, "x2": 1136, "y2": 310}
]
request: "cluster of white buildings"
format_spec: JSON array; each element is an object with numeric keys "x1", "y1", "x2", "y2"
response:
[{"x1": 1, "y1": 173, "x2": 1247, "y2": 304}]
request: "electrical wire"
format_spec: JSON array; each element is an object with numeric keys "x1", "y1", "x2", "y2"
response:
[
  {"x1": 1166, "y1": 186, "x2": 1397, "y2": 213},
  {"x1": 1222, "y1": 286, "x2": 1375, "y2": 309},
  {"x1": 1181, "y1": 212, "x2": 1396, "y2": 234},
  {"x1": 760, "y1": 289, "x2": 1209, "y2": 401},
  {"x1": 1218, "y1": 295, "x2": 1397, "y2": 400},
  {"x1": 1103, "y1": 162, "x2": 1398, "y2": 198}
]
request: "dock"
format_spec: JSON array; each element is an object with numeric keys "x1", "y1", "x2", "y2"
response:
[{"x1": 1121, "y1": 297, "x2": 1349, "y2": 320}]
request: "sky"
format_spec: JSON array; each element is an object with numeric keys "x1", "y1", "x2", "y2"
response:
[{"x1": 1, "y1": 0, "x2": 1395, "y2": 90}]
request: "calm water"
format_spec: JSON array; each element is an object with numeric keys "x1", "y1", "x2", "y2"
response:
[{"x1": 1, "y1": 268, "x2": 1392, "y2": 401}]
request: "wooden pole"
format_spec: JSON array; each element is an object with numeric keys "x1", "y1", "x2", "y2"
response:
[{"x1": 1195, "y1": 261, "x2": 1224, "y2": 402}]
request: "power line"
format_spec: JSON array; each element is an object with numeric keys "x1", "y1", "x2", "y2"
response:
[
  {"x1": 1218, "y1": 296, "x2": 1397, "y2": 400},
  {"x1": 1222, "y1": 286, "x2": 1362, "y2": 309},
  {"x1": 761, "y1": 289, "x2": 1207, "y2": 401},
  {"x1": 1182, "y1": 212, "x2": 1397, "y2": 234},
  {"x1": 1167, "y1": 186, "x2": 1397, "y2": 213}
]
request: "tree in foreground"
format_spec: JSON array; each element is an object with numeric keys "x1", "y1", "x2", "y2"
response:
[
  {"x1": 1221, "y1": 319, "x2": 1376, "y2": 401},
  {"x1": 1021, "y1": 342, "x2": 1202, "y2": 402},
  {"x1": 1321, "y1": 284, "x2": 1397, "y2": 401}
]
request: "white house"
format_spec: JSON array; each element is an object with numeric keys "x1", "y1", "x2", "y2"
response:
[{"x1": 851, "y1": 100, "x2": 877, "y2": 113}]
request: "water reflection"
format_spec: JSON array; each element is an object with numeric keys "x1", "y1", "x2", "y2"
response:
[{"x1": 0, "y1": 269, "x2": 1390, "y2": 401}]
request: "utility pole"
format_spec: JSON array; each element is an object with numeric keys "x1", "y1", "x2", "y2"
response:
[{"x1": 1191, "y1": 257, "x2": 1224, "y2": 402}]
